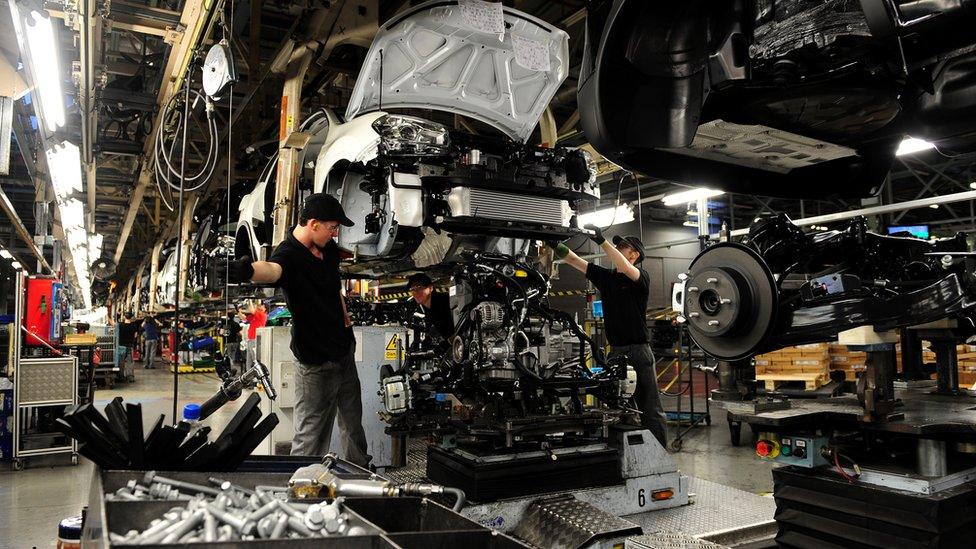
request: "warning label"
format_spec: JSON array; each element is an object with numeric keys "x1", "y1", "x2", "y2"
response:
[{"x1": 384, "y1": 334, "x2": 399, "y2": 360}]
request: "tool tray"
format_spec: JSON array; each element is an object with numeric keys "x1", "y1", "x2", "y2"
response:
[{"x1": 82, "y1": 461, "x2": 526, "y2": 548}]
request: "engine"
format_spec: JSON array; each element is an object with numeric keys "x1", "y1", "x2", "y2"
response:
[{"x1": 379, "y1": 253, "x2": 637, "y2": 449}]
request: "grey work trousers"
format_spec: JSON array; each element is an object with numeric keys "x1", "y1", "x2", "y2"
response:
[
  {"x1": 144, "y1": 339, "x2": 159, "y2": 368},
  {"x1": 609, "y1": 343, "x2": 668, "y2": 447},
  {"x1": 290, "y1": 342, "x2": 370, "y2": 468}
]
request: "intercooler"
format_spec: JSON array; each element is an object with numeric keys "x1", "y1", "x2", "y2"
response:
[{"x1": 445, "y1": 187, "x2": 570, "y2": 227}]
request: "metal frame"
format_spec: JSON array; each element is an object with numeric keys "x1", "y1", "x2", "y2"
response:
[{"x1": 11, "y1": 273, "x2": 79, "y2": 468}]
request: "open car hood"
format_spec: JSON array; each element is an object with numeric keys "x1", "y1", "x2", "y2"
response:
[{"x1": 345, "y1": 0, "x2": 569, "y2": 143}]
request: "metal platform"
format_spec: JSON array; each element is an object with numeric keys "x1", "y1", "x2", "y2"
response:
[
  {"x1": 624, "y1": 477, "x2": 776, "y2": 547},
  {"x1": 720, "y1": 387, "x2": 976, "y2": 436},
  {"x1": 381, "y1": 441, "x2": 776, "y2": 547}
]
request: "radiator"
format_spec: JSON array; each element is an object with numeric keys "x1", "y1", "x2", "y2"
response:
[{"x1": 445, "y1": 187, "x2": 570, "y2": 227}]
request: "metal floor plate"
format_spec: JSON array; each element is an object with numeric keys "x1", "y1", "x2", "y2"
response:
[
  {"x1": 383, "y1": 442, "x2": 776, "y2": 546},
  {"x1": 623, "y1": 477, "x2": 775, "y2": 544}
]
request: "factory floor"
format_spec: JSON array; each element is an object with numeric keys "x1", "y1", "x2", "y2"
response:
[{"x1": 0, "y1": 368, "x2": 774, "y2": 548}]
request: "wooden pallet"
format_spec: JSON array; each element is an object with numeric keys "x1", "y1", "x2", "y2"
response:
[
  {"x1": 168, "y1": 364, "x2": 217, "y2": 374},
  {"x1": 756, "y1": 372, "x2": 828, "y2": 391}
]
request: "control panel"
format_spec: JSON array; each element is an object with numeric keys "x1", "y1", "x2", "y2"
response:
[{"x1": 756, "y1": 433, "x2": 829, "y2": 468}]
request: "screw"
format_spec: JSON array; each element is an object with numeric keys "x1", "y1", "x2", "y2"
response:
[
  {"x1": 304, "y1": 504, "x2": 325, "y2": 531},
  {"x1": 708, "y1": 320, "x2": 720, "y2": 326},
  {"x1": 112, "y1": 489, "x2": 141, "y2": 501},
  {"x1": 321, "y1": 504, "x2": 341, "y2": 534},
  {"x1": 720, "y1": 298, "x2": 731, "y2": 304},
  {"x1": 706, "y1": 277, "x2": 718, "y2": 284},
  {"x1": 287, "y1": 515, "x2": 313, "y2": 536},
  {"x1": 275, "y1": 499, "x2": 306, "y2": 520},
  {"x1": 348, "y1": 525, "x2": 367, "y2": 536},
  {"x1": 256, "y1": 513, "x2": 278, "y2": 538},
  {"x1": 161, "y1": 509, "x2": 206, "y2": 544},
  {"x1": 246, "y1": 500, "x2": 280, "y2": 523},
  {"x1": 689, "y1": 312, "x2": 700, "y2": 318},
  {"x1": 203, "y1": 511, "x2": 218, "y2": 542},
  {"x1": 144, "y1": 471, "x2": 222, "y2": 497},
  {"x1": 208, "y1": 504, "x2": 256, "y2": 535},
  {"x1": 217, "y1": 524, "x2": 235, "y2": 541},
  {"x1": 270, "y1": 512, "x2": 289, "y2": 538},
  {"x1": 687, "y1": 286, "x2": 700, "y2": 293}
]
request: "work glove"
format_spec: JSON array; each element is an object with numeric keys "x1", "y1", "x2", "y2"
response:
[
  {"x1": 544, "y1": 240, "x2": 570, "y2": 260},
  {"x1": 229, "y1": 256, "x2": 254, "y2": 284},
  {"x1": 583, "y1": 224, "x2": 606, "y2": 245}
]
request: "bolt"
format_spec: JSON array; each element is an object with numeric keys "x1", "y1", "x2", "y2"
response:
[
  {"x1": 275, "y1": 499, "x2": 306, "y2": 520},
  {"x1": 304, "y1": 504, "x2": 325, "y2": 531},
  {"x1": 687, "y1": 286, "x2": 700, "y2": 293},
  {"x1": 256, "y1": 513, "x2": 278, "y2": 538},
  {"x1": 161, "y1": 510, "x2": 205, "y2": 544},
  {"x1": 112, "y1": 489, "x2": 141, "y2": 501},
  {"x1": 208, "y1": 504, "x2": 256, "y2": 535},
  {"x1": 348, "y1": 525, "x2": 367, "y2": 536},
  {"x1": 203, "y1": 511, "x2": 217, "y2": 542},
  {"x1": 217, "y1": 524, "x2": 235, "y2": 541},
  {"x1": 708, "y1": 320, "x2": 720, "y2": 326},
  {"x1": 135, "y1": 512, "x2": 181, "y2": 543},
  {"x1": 144, "y1": 471, "x2": 222, "y2": 497},
  {"x1": 270, "y1": 512, "x2": 289, "y2": 538},
  {"x1": 321, "y1": 504, "x2": 340, "y2": 534},
  {"x1": 688, "y1": 312, "x2": 700, "y2": 318},
  {"x1": 720, "y1": 298, "x2": 731, "y2": 304},
  {"x1": 287, "y1": 515, "x2": 313, "y2": 536},
  {"x1": 246, "y1": 500, "x2": 280, "y2": 523},
  {"x1": 706, "y1": 277, "x2": 718, "y2": 284}
]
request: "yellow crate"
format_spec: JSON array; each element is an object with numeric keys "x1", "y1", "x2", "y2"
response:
[{"x1": 64, "y1": 333, "x2": 97, "y2": 345}]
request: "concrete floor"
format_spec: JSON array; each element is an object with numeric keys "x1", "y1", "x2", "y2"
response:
[{"x1": 0, "y1": 369, "x2": 773, "y2": 548}]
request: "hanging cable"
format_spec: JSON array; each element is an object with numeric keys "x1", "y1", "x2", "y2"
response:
[
  {"x1": 154, "y1": 88, "x2": 220, "y2": 193},
  {"x1": 223, "y1": 0, "x2": 234, "y2": 321},
  {"x1": 171, "y1": 77, "x2": 193, "y2": 424}
]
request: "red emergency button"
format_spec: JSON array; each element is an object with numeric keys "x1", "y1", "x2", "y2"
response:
[{"x1": 756, "y1": 440, "x2": 774, "y2": 457}]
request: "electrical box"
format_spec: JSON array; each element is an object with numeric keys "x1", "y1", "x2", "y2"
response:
[
  {"x1": 24, "y1": 277, "x2": 63, "y2": 348},
  {"x1": 756, "y1": 433, "x2": 830, "y2": 468}
]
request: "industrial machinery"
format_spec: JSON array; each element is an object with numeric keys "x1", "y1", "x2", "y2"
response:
[
  {"x1": 374, "y1": 253, "x2": 692, "y2": 518},
  {"x1": 579, "y1": 0, "x2": 976, "y2": 199},
  {"x1": 379, "y1": 253, "x2": 637, "y2": 449},
  {"x1": 675, "y1": 216, "x2": 976, "y2": 546}
]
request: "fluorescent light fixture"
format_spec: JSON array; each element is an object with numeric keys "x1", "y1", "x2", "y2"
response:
[
  {"x1": 22, "y1": 10, "x2": 65, "y2": 132},
  {"x1": 753, "y1": 217, "x2": 761, "y2": 223},
  {"x1": 578, "y1": 204, "x2": 635, "y2": 228},
  {"x1": 929, "y1": 204, "x2": 939, "y2": 209},
  {"x1": 11, "y1": 261, "x2": 22, "y2": 270},
  {"x1": 46, "y1": 142, "x2": 83, "y2": 200},
  {"x1": 896, "y1": 137, "x2": 936, "y2": 156},
  {"x1": 662, "y1": 187, "x2": 725, "y2": 206},
  {"x1": 969, "y1": 181, "x2": 976, "y2": 190},
  {"x1": 0, "y1": 249, "x2": 11, "y2": 259}
]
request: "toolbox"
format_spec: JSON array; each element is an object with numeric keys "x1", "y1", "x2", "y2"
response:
[{"x1": 82, "y1": 462, "x2": 528, "y2": 548}]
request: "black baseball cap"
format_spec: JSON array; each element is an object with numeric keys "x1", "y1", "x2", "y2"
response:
[
  {"x1": 407, "y1": 273, "x2": 433, "y2": 289},
  {"x1": 301, "y1": 193, "x2": 354, "y2": 227},
  {"x1": 612, "y1": 234, "x2": 645, "y2": 262}
]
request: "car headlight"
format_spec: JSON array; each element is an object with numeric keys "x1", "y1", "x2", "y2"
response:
[{"x1": 372, "y1": 114, "x2": 450, "y2": 156}]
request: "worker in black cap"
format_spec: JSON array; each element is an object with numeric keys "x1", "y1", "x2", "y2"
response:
[
  {"x1": 229, "y1": 192, "x2": 369, "y2": 467},
  {"x1": 548, "y1": 224, "x2": 668, "y2": 447},
  {"x1": 407, "y1": 272, "x2": 454, "y2": 347}
]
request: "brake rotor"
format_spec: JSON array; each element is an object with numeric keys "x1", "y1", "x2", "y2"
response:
[{"x1": 683, "y1": 243, "x2": 778, "y2": 360}]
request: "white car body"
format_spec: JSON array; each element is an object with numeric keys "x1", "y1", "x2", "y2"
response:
[{"x1": 236, "y1": 1, "x2": 593, "y2": 273}]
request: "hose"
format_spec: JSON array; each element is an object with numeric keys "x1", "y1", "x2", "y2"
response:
[
  {"x1": 154, "y1": 87, "x2": 220, "y2": 194},
  {"x1": 443, "y1": 487, "x2": 466, "y2": 511}
]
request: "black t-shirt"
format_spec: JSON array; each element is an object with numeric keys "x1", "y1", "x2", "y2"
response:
[
  {"x1": 117, "y1": 320, "x2": 141, "y2": 346},
  {"x1": 586, "y1": 262, "x2": 650, "y2": 346},
  {"x1": 270, "y1": 235, "x2": 353, "y2": 363},
  {"x1": 423, "y1": 292, "x2": 455, "y2": 341}
]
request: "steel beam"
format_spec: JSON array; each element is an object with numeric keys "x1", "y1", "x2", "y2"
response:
[{"x1": 113, "y1": 0, "x2": 213, "y2": 266}]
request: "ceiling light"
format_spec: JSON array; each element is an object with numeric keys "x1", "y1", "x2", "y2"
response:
[
  {"x1": 969, "y1": 182, "x2": 976, "y2": 190},
  {"x1": 21, "y1": 9, "x2": 65, "y2": 133},
  {"x1": 930, "y1": 204, "x2": 939, "y2": 209},
  {"x1": 753, "y1": 217, "x2": 761, "y2": 223},
  {"x1": 662, "y1": 188, "x2": 726, "y2": 206},
  {"x1": 578, "y1": 204, "x2": 635, "y2": 228},
  {"x1": 46, "y1": 142, "x2": 83, "y2": 200},
  {"x1": 682, "y1": 221, "x2": 699, "y2": 228},
  {"x1": 895, "y1": 137, "x2": 936, "y2": 156},
  {"x1": 0, "y1": 249, "x2": 11, "y2": 259},
  {"x1": 11, "y1": 261, "x2": 22, "y2": 270}
]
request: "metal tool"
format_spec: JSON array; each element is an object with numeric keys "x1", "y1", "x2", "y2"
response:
[{"x1": 199, "y1": 360, "x2": 277, "y2": 420}]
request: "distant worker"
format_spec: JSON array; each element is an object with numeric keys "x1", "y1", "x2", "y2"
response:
[
  {"x1": 229, "y1": 193, "x2": 369, "y2": 467},
  {"x1": 116, "y1": 312, "x2": 140, "y2": 382},
  {"x1": 407, "y1": 273, "x2": 454, "y2": 345},
  {"x1": 239, "y1": 301, "x2": 267, "y2": 368},
  {"x1": 548, "y1": 225, "x2": 668, "y2": 446},
  {"x1": 142, "y1": 315, "x2": 160, "y2": 369}
]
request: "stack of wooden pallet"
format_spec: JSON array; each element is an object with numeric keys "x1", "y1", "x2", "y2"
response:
[
  {"x1": 754, "y1": 343, "x2": 831, "y2": 390},
  {"x1": 828, "y1": 344, "x2": 867, "y2": 381},
  {"x1": 952, "y1": 344, "x2": 976, "y2": 388}
]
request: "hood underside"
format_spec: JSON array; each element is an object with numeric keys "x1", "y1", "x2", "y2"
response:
[{"x1": 345, "y1": 0, "x2": 569, "y2": 143}]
